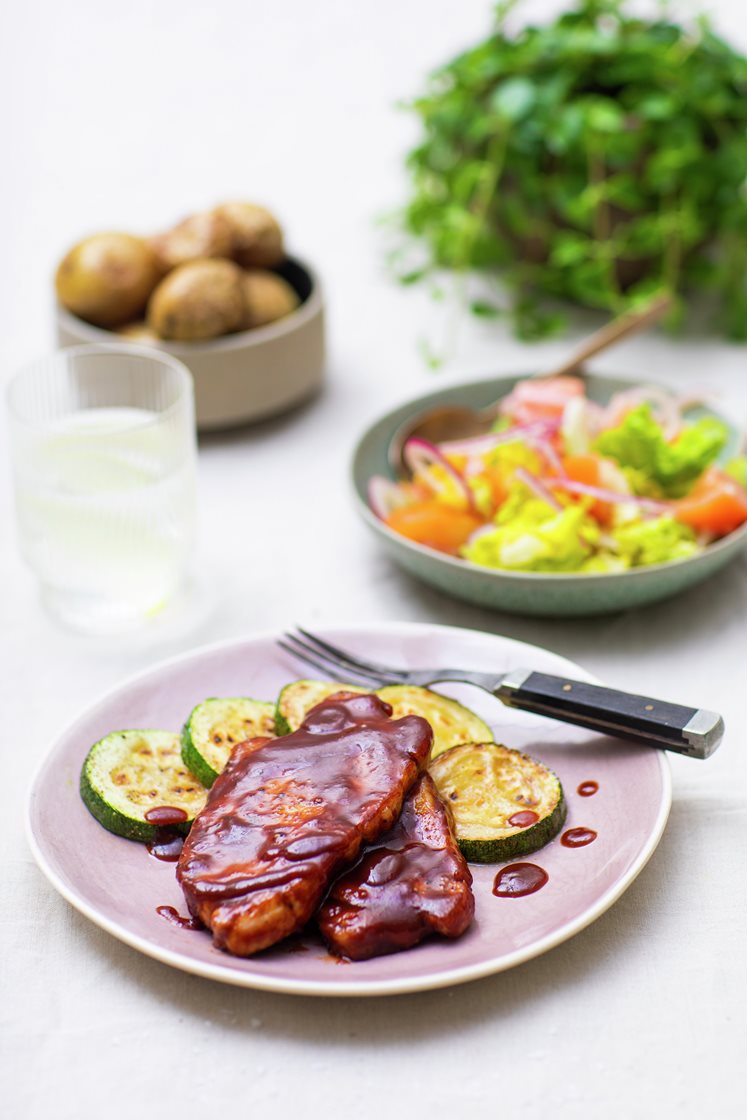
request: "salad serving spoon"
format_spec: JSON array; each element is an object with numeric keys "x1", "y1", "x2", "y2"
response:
[{"x1": 388, "y1": 293, "x2": 673, "y2": 475}]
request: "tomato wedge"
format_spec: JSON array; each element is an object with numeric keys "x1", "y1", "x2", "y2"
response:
[
  {"x1": 503, "y1": 376, "x2": 585, "y2": 425},
  {"x1": 385, "y1": 500, "x2": 484, "y2": 555},
  {"x1": 561, "y1": 453, "x2": 613, "y2": 525},
  {"x1": 481, "y1": 466, "x2": 509, "y2": 511},
  {"x1": 674, "y1": 468, "x2": 747, "y2": 537}
]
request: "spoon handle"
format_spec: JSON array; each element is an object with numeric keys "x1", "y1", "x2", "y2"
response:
[{"x1": 541, "y1": 292, "x2": 673, "y2": 380}]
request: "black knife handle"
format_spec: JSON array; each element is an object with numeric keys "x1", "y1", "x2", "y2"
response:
[{"x1": 495, "y1": 670, "x2": 723, "y2": 759}]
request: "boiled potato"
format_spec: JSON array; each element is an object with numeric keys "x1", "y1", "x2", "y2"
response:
[
  {"x1": 241, "y1": 270, "x2": 299, "y2": 329},
  {"x1": 115, "y1": 321, "x2": 162, "y2": 344},
  {"x1": 149, "y1": 210, "x2": 233, "y2": 272},
  {"x1": 217, "y1": 202, "x2": 284, "y2": 268},
  {"x1": 56, "y1": 233, "x2": 160, "y2": 327},
  {"x1": 147, "y1": 259, "x2": 245, "y2": 341}
]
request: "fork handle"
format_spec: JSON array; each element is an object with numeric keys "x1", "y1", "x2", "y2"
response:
[{"x1": 495, "y1": 670, "x2": 723, "y2": 759}]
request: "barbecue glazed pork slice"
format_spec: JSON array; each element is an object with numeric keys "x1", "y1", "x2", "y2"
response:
[
  {"x1": 318, "y1": 771, "x2": 474, "y2": 960},
  {"x1": 177, "y1": 693, "x2": 432, "y2": 956}
]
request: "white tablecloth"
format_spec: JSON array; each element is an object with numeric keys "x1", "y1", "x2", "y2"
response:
[{"x1": 3, "y1": 2, "x2": 746, "y2": 1116}]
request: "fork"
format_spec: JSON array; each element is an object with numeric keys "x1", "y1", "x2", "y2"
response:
[{"x1": 278, "y1": 628, "x2": 724, "y2": 760}]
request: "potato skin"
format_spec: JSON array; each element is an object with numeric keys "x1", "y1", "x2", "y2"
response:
[
  {"x1": 149, "y1": 210, "x2": 233, "y2": 272},
  {"x1": 148, "y1": 259, "x2": 246, "y2": 341},
  {"x1": 115, "y1": 321, "x2": 162, "y2": 344},
  {"x1": 241, "y1": 270, "x2": 300, "y2": 329},
  {"x1": 56, "y1": 232, "x2": 161, "y2": 328},
  {"x1": 217, "y1": 202, "x2": 285, "y2": 268}
]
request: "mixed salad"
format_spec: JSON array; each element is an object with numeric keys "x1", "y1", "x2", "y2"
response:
[{"x1": 369, "y1": 377, "x2": 747, "y2": 574}]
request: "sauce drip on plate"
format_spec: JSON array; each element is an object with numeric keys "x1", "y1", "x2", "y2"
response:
[
  {"x1": 561, "y1": 827, "x2": 597, "y2": 848},
  {"x1": 577, "y1": 781, "x2": 599, "y2": 798},
  {"x1": 156, "y1": 905, "x2": 201, "y2": 930},
  {"x1": 145, "y1": 807, "x2": 189, "y2": 861},
  {"x1": 493, "y1": 863, "x2": 548, "y2": 898},
  {"x1": 147, "y1": 830, "x2": 184, "y2": 861}
]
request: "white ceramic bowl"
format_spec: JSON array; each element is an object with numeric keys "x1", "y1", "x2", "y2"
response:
[{"x1": 56, "y1": 256, "x2": 325, "y2": 431}]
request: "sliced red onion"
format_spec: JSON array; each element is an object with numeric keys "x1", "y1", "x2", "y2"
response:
[
  {"x1": 551, "y1": 478, "x2": 669, "y2": 512},
  {"x1": 438, "y1": 418, "x2": 560, "y2": 458},
  {"x1": 465, "y1": 523, "x2": 498, "y2": 548},
  {"x1": 678, "y1": 391, "x2": 717, "y2": 413},
  {"x1": 660, "y1": 407, "x2": 681, "y2": 442},
  {"x1": 585, "y1": 400, "x2": 607, "y2": 435},
  {"x1": 465, "y1": 456, "x2": 487, "y2": 478},
  {"x1": 368, "y1": 476, "x2": 411, "y2": 520},
  {"x1": 603, "y1": 384, "x2": 668, "y2": 418},
  {"x1": 437, "y1": 432, "x2": 512, "y2": 457},
  {"x1": 515, "y1": 467, "x2": 563, "y2": 510},
  {"x1": 402, "y1": 437, "x2": 476, "y2": 510},
  {"x1": 499, "y1": 376, "x2": 585, "y2": 421},
  {"x1": 602, "y1": 385, "x2": 681, "y2": 440},
  {"x1": 520, "y1": 417, "x2": 561, "y2": 436},
  {"x1": 527, "y1": 435, "x2": 566, "y2": 478}
]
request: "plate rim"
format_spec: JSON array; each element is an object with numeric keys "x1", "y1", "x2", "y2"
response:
[{"x1": 26, "y1": 620, "x2": 672, "y2": 998}]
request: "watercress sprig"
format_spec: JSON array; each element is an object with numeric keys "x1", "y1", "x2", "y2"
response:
[{"x1": 398, "y1": 0, "x2": 747, "y2": 341}]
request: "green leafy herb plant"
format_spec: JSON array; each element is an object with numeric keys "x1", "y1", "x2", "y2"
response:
[{"x1": 398, "y1": 0, "x2": 747, "y2": 341}]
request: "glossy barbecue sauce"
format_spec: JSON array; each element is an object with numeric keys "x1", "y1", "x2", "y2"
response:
[
  {"x1": 145, "y1": 806, "x2": 188, "y2": 862},
  {"x1": 577, "y1": 781, "x2": 599, "y2": 797},
  {"x1": 148, "y1": 831, "x2": 184, "y2": 861},
  {"x1": 156, "y1": 905, "x2": 201, "y2": 930},
  {"x1": 493, "y1": 863, "x2": 548, "y2": 897},
  {"x1": 507, "y1": 810, "x2": 539, "y2": 828},
  {"x1": 176, "y1": 694, "x2": 435, "y2": 955},
  {"x1": 561, "y1": 827, "x2": 597, "y2": 848},
  {"x1": 318, "y1": 772, "x2": 474, "y2": 961},
  {"x1": 145, "y1": 806, "x2": 189, "y2": 826},
  {"x1": 281, "y1": 938, "x2": 310, "y2": 954}
]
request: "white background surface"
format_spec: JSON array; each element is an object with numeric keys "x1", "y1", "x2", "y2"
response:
[{"x1": 2, "y1": 1, "x2": 746, "y2": 1116}]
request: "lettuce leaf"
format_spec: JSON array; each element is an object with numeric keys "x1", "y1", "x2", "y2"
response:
[
  {"x1": 482, "y1": 439, "x2": 542, "y2": 475},
  {"x1": 594, "y1": 405, "x2": 727, "y2": 497},
  {"x1": 460, "y1": 476, "x2": 701, "y2": 572},
  {"x1": 610, "y1": 516, "x2": 699, "y2": 567},
  {"x1": 466, "y1": 441, "x2": 544, "y2": 516},
  {"x1": 579, "y1": 552, "x2": 630, "y2": 574},
  {"x1": 461, "y1": 488, "x2": 599, "y2": 572},
  {"x1": 725, "y1": 455, "x2": 747, "y2": 489}
]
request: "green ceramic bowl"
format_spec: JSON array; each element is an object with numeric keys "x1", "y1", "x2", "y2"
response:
[{"x1": 351, "y1": 373, "x2": 747, "y2": 617}]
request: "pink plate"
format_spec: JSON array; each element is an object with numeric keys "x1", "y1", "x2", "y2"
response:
[{"x1": 27, "y1": 622, "x2": 670, "y2": 997}]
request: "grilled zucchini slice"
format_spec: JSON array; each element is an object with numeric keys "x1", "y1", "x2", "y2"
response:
[
  {"x1": 181, "y1": 697, "x2": 276, "y2": 787},
  {"x1": 375, "y1": 684, "x2": 493, "y2": 759},
  {"x1": 80, "y1": 730, "x2": 208, "y2": 842},
  {"x1": 275, "y1": 678, "x2": 493, "y2": 757},
  {"x1": 429, "y1": 742, "x2": 566, "y2": 863},
  {"x1": 274, "y1": 679, "x2": 367, "y2": 735}
]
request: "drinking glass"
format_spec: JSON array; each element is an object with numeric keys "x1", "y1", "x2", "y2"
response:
[{"x1": 6, "y1": 344, "x2": 198, "y2": 634}]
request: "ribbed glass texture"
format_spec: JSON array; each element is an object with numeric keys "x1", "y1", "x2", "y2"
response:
[{"x1": 6, "y1": 345, "x2": 197, "y2": 633}]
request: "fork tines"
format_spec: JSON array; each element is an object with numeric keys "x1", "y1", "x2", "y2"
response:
[{"x1": 279, "y1": 628, "x2": 407, "y2": 688}]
